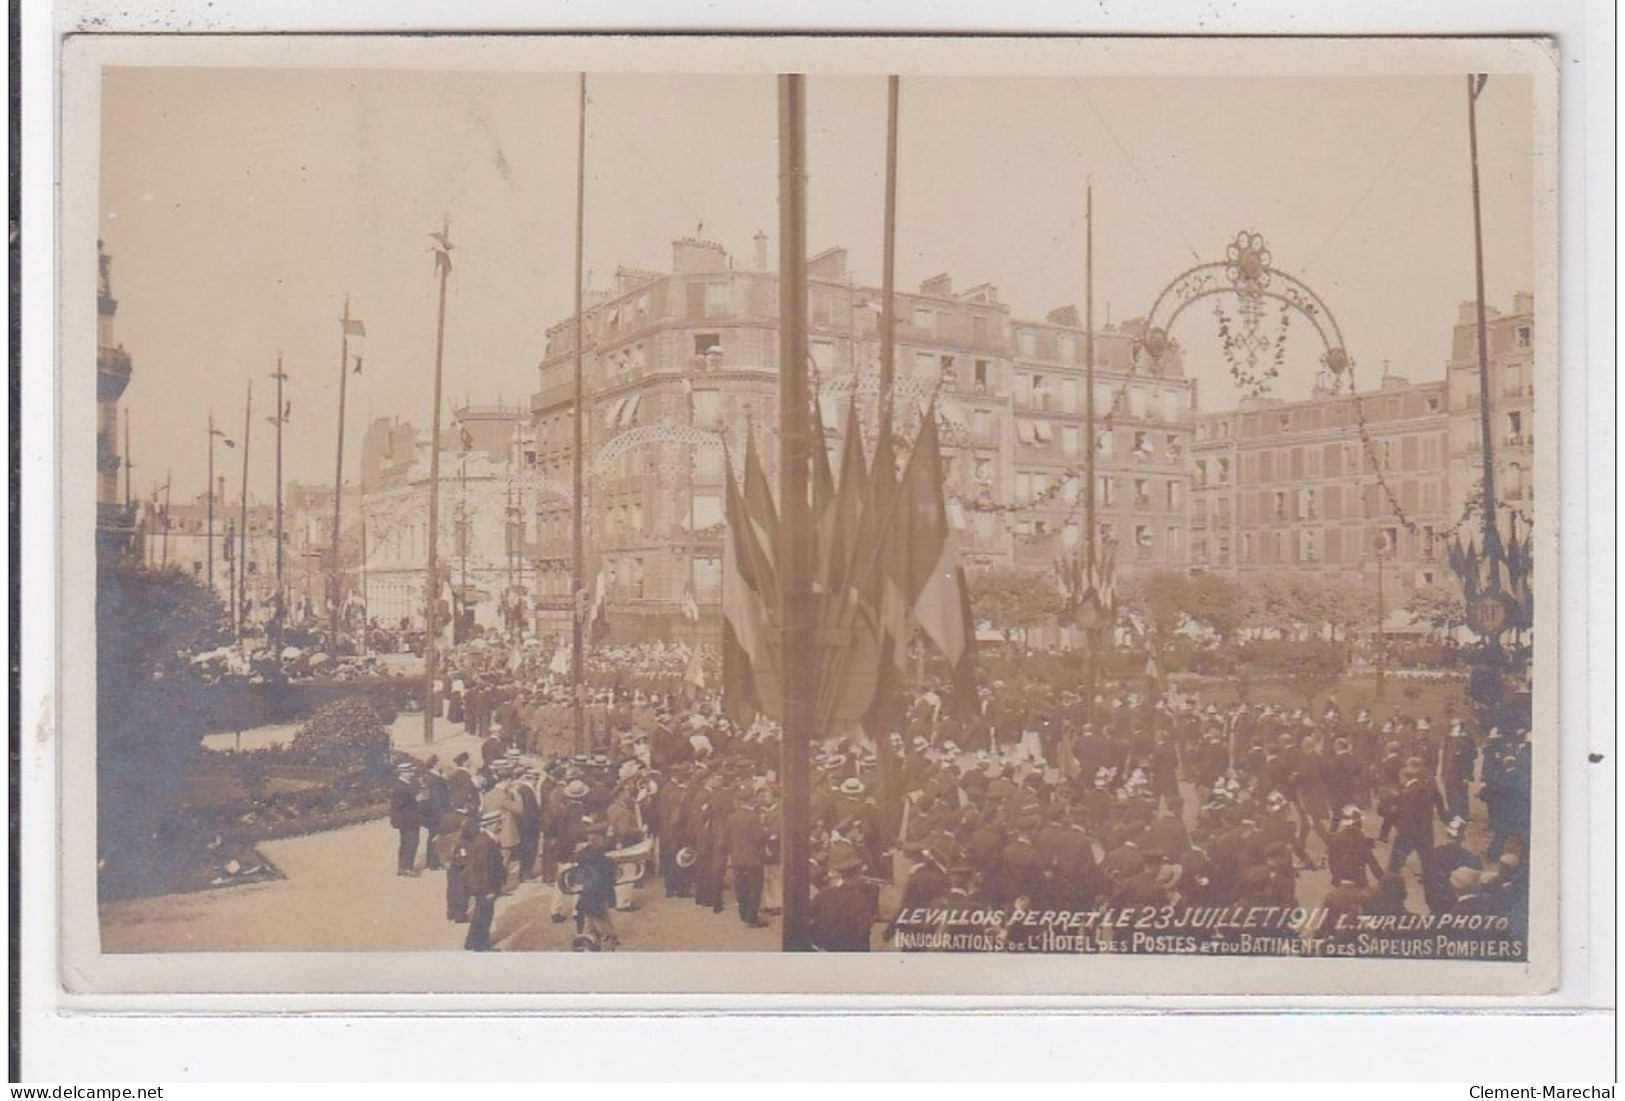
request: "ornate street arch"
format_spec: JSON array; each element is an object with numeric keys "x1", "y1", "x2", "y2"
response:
[{"x1": 1133, "y1": 230, "x2": 1352, "y2": 398}]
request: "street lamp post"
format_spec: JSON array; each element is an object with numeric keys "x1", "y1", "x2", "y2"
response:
[
  {"x1": 330, "y1": 297, "x2": 365, "y2": 655},
  {"x1": 206, "y1": 414, "x2": 235, "y2": 601}
]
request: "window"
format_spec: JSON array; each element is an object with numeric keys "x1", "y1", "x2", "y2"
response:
[
  {"x1": 1061, "y1": 425, "x2": 1080, "y2": 455},
  {"x1": 973, "y1": 409, "x2": 992, "y2": 440},
  {"x1": 1032, "y1": 420, "x2": 1054, "y2": 444},
  {"x1": 1379, "y1": 527, "x2": 1399, "y2": 555},
  {"x1": 1134, "y1": 479, "x2": 1151, "y2": 508},
  {"x1": 1166, "y1": 481, "x2": 1181, "y2": 509},
  {"x1": 940, "y1": 354, "x2": 957, "y2": 381},
  {"x1": 1167, "y1": 526, "x2": 1182, "y2": 554},
  {"x1": 913, "y1": 306, "x2": 933, "y2": 330},
  {"x1": 1031, "y1": 374, "x2": 1051, "y2": 408},
  {"x1": 1135, "y1": 525, "x2": 1153, "y2": 557},
  {"x1": 973, "y1": 359, "x2": 989, "y2": 387},
  {"x1": 1196, "y1": 460, "x2": 1209, "y2": 486},
  {"x1": 1273, "y1": 492, "x2": 1287, "y2": 521},
  {"x1": 694, "y1": 333, "x2": 721, "y2": 357},
  {"x1": 1018, "y1": 330, "x2": 1037, "y2": 357},
  {"x1": 1099, "y1": 477, "x2": 1116, "y2": 507},
  {"x1": 1100, "y1": 523, "x2": 1116, "y2": 546},
  {"x1": 694, "y1": 555, "x2": 721, "y2": 602},
  {"x1": 1300, "y1": 530, "x2": 1317, "y2": 564},
  {"x1": 1165, "y1": 434, "x2": 1183, "y2": 461},
  {"x1": 1426, "y1": 394, "x2": 1441, "y2": 413},
  {"x1": 973, "y1": 457, "x2": 992, "y2": 484},
  {"x1": 1217, "y1": 536, "x2": 1231, "y2": 564},
  {"x1": 1240, "y1": 534, "x2": 1253, "y2": 564},
  {"x1": 811, "y1": 341, "x2": 836, "y2": 372},
  {"x1": 1217, "y1": 457, "x2": 1230, "y2": 484},
  {"x1": 1516, "y1": 325, "x2": 1531, "y2": 348},
  {"x1": 1016, "y1": 472, "x2": 1032, "y2": 503},
  {"x1": 1278, "y1": 412, "x2": 1292, "y2": 432},
  {"x1": 1132, "y1": 431, "x2": 1151, "y2": 459},
  {"x1": 1303, "y1": 488, "x2": 1318, "y2": 520},
  {"x1": 1061, "y1": 379, "x2": 1079, "y2": 413},
  {"x1": 704, "y1": 282, "x2": 729, "y2": 316},
  {"x1": 1507, "y1": 411, "x2": 1523, "y2": 436}
]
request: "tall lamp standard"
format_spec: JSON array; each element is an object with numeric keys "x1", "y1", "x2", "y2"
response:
[
  {"x1": 329, "y1": 297, "x2": 366, "y2": 655},
  {"x1": 206, "y1": 414, "x2": 235, "y2": 601}
]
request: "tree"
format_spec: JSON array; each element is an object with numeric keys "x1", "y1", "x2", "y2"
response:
[
  {"x1": 1115, "y1": 568, "x2": 1189, "y2": 648},
  {"x1": 1408, "y1": 579, "x2": 1467, "y2": 638},
  {"x1": 1185, "y1": 572, "x2": 1248, "y2": 643},
  {"x1": 97, "y1": 561, "x2": 230, "y2": 897},
  {"x1": 1280, "y1": 640, "x2": 1349, "y2": 712},
  {"x1": 967, "y1": 565, "x2": 1063, "y2": 651}
]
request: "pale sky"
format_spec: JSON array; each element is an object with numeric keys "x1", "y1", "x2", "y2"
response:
[{"x1": 97, "y1": 66, "x2": 1537, "y2": 506}]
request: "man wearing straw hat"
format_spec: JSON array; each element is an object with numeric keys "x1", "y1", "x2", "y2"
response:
[
  {"x1": 464, "y1": 809, "x2": 508, "y2": 951},
  {"x1": 389, "y1": 759, "x2": 424, "y2": 877}
]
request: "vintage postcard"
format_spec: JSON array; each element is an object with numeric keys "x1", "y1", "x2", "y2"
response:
[{"x1": 57, "y1": 34, "x2": 1562, "y2": 998}]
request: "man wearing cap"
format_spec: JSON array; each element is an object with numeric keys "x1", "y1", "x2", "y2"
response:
[
  {"x1": 390, "y1": 760, "x2": 424, "y2": 877},
  {"x1": 1387, "y1": 760, "x2": 1447, "y2": 876},
  {"x1": 440, "y1": 809, "x2": 477, "y2": 923},
  {"x1": 1325, "y1": 807, "x2": 1384, "y2": 888},
  {"x1": 464, "y1": 810, "x2": 508, "y2": 951},
  {"x1": 1440, "y1": 720, "x2": 1479, "y2": 824}
]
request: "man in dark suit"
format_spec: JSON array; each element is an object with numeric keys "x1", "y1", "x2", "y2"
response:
[
  {"x1": 420, "y1": 757, "x2": 452, "y2": 872},
  {"x1": 809, "y1": 858, "x2": 875, "y2": 952},
  {"x1": 725, "y1": 795, "x2": 769, "y2": 926},
  {"x1": 464, "y1": 810, "x2": 508, "y2": 951},
  {"x1": 390, "y1": 761, "x2": 424, "y2": 876},
  {"x1": 515, "y1": 768, "x2": 543, "y2": 881}
]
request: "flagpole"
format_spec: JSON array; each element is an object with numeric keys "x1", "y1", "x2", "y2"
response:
[
  {"x1": 424, "y1": 220, "x2": 455, "y2": 745},
  {"x1": 777, "y1": 73, "x2": 815, "y2": 953},
  {"x1": 571, "y1": 72, "x2": 589, "y2": 758},
  {"x1": 873, "y1": 73, "x2": 904, "y2": 844},
  {"x1": 1084, "y1": 179, "x2": 1100, "y2": 722},
  {"x1": 330, "y1": 296, "x2": 355, "y2": 654},
  {"x1": 878, "y1": 75, "x2": 900, "y2": 448},
  {"x1": 272, "y1": 355, "x2": 288, "y2": 648},
  {"x1": 237, "y1": 377, "x2": 253, "y2": 648}
]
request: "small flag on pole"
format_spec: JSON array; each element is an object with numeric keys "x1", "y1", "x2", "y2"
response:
[{"x1": 341, "y1": 317, "x2": 366, "y2": 337}]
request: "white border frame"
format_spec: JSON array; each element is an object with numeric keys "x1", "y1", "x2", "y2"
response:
[{"x1": 18, "y1": 0, "x2": 1616, "y2": 1082}]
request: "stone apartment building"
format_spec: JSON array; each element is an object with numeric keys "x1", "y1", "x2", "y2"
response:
[{"x1": 528, "y1": 234, "x2": 1195, "y2": 640}]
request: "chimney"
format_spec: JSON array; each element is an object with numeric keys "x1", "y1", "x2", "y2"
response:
[
  {"x1": 753, "y1": 230, "x2": 769, "y2": 272},
  {"x1": 1458, "y1": 300, "x2": 1478, "y2": 325},
  {"x1": 1512, "y1": 290, "x2": 1534, "y2": 317}
]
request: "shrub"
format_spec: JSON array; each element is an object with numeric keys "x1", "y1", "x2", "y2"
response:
[{"x1": 287, "y1": 697, "x2": 393, "y2": 778}]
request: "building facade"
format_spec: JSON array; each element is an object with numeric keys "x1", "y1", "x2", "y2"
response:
[
  {"x1": 1189, "y1": 373, "x2": 1452, "y2": 589},
  {"x1": 1446, "y1": 294, "x2": 1536, "y2": 535},
  {"x1": 360, "y1": 405, "x2": 532, "y2": 636},
  {"x1": 529, "y1": 235, "x2": 1196, "y2": 641}
]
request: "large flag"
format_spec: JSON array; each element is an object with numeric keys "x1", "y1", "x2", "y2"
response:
[
  {"x1": 742, "y1": 428, "x2": 779, "y2": 579},
  {"x1": 721, "y1": 443, "x2": 780, "y2": 720},
  {"x1": 890, "y1": 408, "x2": 970, "y2": 671}
]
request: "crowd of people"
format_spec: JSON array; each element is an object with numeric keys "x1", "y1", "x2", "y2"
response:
[{"x1": 380, "y1": 637, "x2": 1533, "y2": 956}]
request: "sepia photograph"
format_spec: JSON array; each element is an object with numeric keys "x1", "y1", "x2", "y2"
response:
[{"x1": 58, "y1": 34, "x2": 1560, "y2": 996}]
